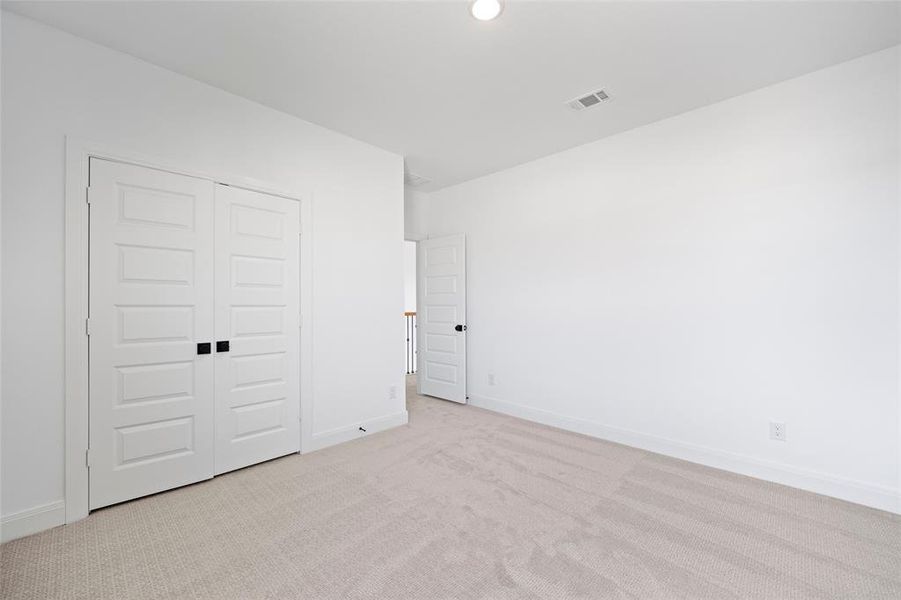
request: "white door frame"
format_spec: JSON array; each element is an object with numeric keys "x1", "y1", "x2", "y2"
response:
[{"x1": 64, "y1": 137, "x2": 313, "y2": 523}]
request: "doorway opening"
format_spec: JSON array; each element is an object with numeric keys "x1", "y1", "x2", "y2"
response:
[{"x1": 404, "y1": 240, "x2": 418, "y2": 396}]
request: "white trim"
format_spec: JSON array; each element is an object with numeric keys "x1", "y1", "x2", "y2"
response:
[
  {"x1": 897, "y1": 92, "x2": 901, "y2": 516},
  {"x1": 307, "y1": 411, "x2": 409, "y2": 453},
  {"x1": 64, "y1": 136, "x2": 314, "y2": 524},
  {"x1": 64, "y1": 139, "x2": 90, "y2": 523},
  {"x1": 299, "y1": 198, "x2": 315, "y2": 453},
  {"x1": 69, "y1": 137, "x2": 304, "y2": 202},
  {"x1": 469, "y1": 393, "x2": 901, "y2": 515},
  {"x1": 0, "y1": 501, "x2": 66, "y2": 543}
]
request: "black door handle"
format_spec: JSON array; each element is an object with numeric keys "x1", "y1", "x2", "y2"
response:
[
  {"x1": 197, "y1": 342, "x2": 211, "y2": 355},
  {"x1": 454, "y1": 324, "x2": 466, "y2": 332},
  {"x1": 216, "y1": 340, "x2": 230, "y2": 353}
]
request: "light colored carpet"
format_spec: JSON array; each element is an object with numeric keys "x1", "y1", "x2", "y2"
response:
[{"x1": 2, "y1": 377, "x2": 899, "y2": 599}]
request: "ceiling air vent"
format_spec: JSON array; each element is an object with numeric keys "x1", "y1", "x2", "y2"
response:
[
  {"x1": 404, "y1": 171, "x2": 432, "y2": 187},
  {"x1": 567, "y1": 89, "x2": 611, "y2": 111}
]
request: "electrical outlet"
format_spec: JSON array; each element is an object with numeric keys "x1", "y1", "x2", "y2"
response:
[
  {"x1": 388, "y1": 385, "x2": 398, "y2": 400},
  {"x1": 487, "y1": 372, "x2": 496, "y2": 386},
  {"x1": 769, "y1": 421, "x2": 786, "y2": 442}
]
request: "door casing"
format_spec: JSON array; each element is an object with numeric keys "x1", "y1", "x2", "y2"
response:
[{"x1": 64, "y1": 137, "x2": 313, "y2": 523}]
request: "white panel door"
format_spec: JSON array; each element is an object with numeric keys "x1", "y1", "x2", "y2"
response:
[
  {"x1": 418, "y1": 234, "x2": 466, "y2": 403},
  {"x1": 89, "y1": 158, "x2": 215, "y2": 509},
  {"x1": 214, "y1": 184, "x2": 301, "y2": 474}
]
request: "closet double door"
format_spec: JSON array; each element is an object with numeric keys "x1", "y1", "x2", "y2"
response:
[{"x1": 88, "y1": 159, "x2": 300, "y2": 510}]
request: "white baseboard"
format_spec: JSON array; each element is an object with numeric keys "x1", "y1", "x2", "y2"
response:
[
  {"x1": 1, "y1": 500, "x2": 66, "y2": 543},
  {"x1": 469, "y1": 394, "x2": 900, "y2": 515},
  {"x1": 306, "y1": 410, "x2": 409, "y2": 453},
  {"x1": 3, "y1": 403, "x2": 893, "y2": 546},
  {"x1": 2, "y1": 411, "x2": 410, "y2": 542}
]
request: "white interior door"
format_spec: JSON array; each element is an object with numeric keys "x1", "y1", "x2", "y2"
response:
[
  {"x1": 88, "y1": 158, "x2": 215, "y2": 509},
  {"x1": 213, "y1": 184, "x2": 301, "y2": 474},
  {"x1": 417, "y1": 234, "x2": 467, "y2": 403}
]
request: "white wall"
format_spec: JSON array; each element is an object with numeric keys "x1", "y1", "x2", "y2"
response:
[
  {"x1": 427, "y1": 47, "x2": 901, "y2": 512},
  {"x1": 404, "y1": 241, "x2": 417, "y2": 313},
  {"x1": 0, "y1": 8, "x2": 5, "y2": 536},
  {"x1": 404, "y1": 188, "x2": 429, "y2": 241},
  {"x1": 0, "y1": 13, "x2": 406, "y2": 532}
]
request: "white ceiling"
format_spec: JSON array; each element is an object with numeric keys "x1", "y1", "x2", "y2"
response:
[{"x1": 6, "y1": 1, "x2": 900, "y2": 191}]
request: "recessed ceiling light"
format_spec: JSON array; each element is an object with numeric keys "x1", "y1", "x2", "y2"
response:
[{"x1": 471, "y1": 0, "x2": 504, "y2": 21}]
